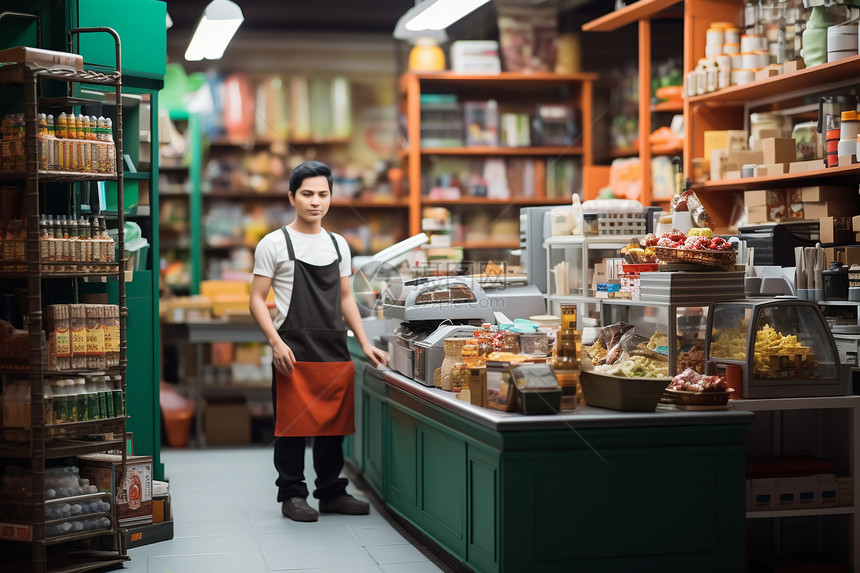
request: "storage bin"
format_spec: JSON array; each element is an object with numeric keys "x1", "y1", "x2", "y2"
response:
[{"x1": 579, "y1": 370, "x2": 670, "y2": 411}]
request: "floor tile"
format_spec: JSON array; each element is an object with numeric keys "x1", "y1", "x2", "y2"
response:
[
  {"x1": 256, "y1": 521, "x2": 360, "y2": 551},
  {"x1": 143, "y1": 552, "x2": 269, "y2": 573},
  {"x1": 135, "y1": 531, "x2": 260, "y2": 557},
  {"x1": 142, "y1": 447, "x2": 450, "y2": 573},
  {"x1": 261, "y1": 544, "x2": 379, "y2": 570},
  {"x1": 380, "y1": 563, "x2": 449, "y2": 573},
  {"x1": 348, "y1": 524, "x2": 414, "y2": 546},
  {"x1": 366, "y1": 543, "x2": 431, "y2": 564}
]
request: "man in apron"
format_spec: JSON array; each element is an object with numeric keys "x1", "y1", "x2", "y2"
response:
[{"x1": 249, "y1": 161, "x2": 388, "y2": 522}]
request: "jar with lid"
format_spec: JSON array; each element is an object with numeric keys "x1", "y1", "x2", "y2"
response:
[
  {"x1": 451, "y1": 362, "x2": 470, "y2": 393},
  {"x1": 440, "y1": 337, "x2": 470, "y2": 391},
  {"x1": 461, "y1": 340, "x2": 480, "y2": 366},
  {"x1": 750, "y1": 112, "x2": 786, "y2": 142}
]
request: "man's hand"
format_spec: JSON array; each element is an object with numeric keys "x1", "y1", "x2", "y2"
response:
[
  {"x1": 272, "y1": 338, "x2": 297, "y2": 375},
  {"x1": 363, "y1": 344, "x2": 388, "y2": 368}
]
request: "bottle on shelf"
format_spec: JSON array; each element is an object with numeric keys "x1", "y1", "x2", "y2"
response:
[
  {"x1": 111, "y1": 375, "x2": 124, "y2": 416},
  {"x1": 74, "y1": 378, "x2": 88, "y2": 422}
]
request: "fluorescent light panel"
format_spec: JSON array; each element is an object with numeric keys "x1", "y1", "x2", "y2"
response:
[
  {"x1": 185, "y1": 0, "x2": 244, "y2": 61},
  {"x1": 404, "y1": 0, "x2": 492, "y2": 31}
]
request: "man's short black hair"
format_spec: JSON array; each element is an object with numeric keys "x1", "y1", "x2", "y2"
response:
[{"x1": 289, "y1": 161, "x2": 333, "y2": 195}]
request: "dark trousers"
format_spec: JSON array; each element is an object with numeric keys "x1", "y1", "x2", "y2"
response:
[{"x1": 274, "y1": 435, "x2": 348, "y2": 502}]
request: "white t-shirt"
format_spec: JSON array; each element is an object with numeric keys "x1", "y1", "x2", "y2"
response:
[{"x1": 253, "y1": 226, "x2": 351, "y2": 328}]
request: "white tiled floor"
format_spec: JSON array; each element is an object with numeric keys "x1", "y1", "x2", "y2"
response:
[{"x1": 121, "y1": 447, "x2": 452, "y2": 572}]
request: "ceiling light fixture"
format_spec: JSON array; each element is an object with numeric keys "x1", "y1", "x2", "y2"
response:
[
  {"x1": 404, "y1": 0, "x2": 492, "y2": 31},
  {"x1": 185, "y1": 0, "x2": 244, "y2": 62}
]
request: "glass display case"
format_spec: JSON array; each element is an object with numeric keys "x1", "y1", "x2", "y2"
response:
[
  {"x1": 706, "y1": 299, "x2": 847, "y2": 398},
  {"x1": 600, "y1": 300, "x2": 710, "y2": 375}
]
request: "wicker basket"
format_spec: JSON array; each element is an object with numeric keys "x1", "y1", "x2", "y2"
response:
[
  {"x1": 653, "y1": 246, "x2": 737, "y2": 268},
  {"x1": 662, "y1": 388, "x2": 734, "y2": 409}
]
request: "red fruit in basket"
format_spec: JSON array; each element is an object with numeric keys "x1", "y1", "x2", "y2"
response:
[
  {"x1": 667, "y1": 230, "x2": 687, "y2": 243},
  {"x1": 642, "y1": 233, "x2": 659, "y2": 247},
  {"x1": 684, "y1": 236, "x2": 709, "y2": 250},
  {"x1": 657, "y1": 237, "x2": 679, "y2": 248}
]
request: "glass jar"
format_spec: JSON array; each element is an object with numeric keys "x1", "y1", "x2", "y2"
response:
[
  {"x1": 519, "y1": 332, "x2": 549, "y2": 355},
  {"x1": 500, "y1": 330, "x2": 521, "y2": 353},
  {"x1": 461, "y1": 340, "x2": 480, "y2": 366},
  {"x1": 551, "y1": 329, "x2": 581, "y2": 370},
  {"x1": 440, "y1": 337, "x2": 470, "y2": 391},
  {"x1": 450, "y1": 362, "x2": 470, "y2": 393},
  {"x1": 792, "y1": 120, "x2": 821, "y2": 161}
]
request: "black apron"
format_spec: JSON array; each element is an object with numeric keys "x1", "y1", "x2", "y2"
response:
[{"x1": 273, "y1": 227, "x2": 355, "y2": 436}]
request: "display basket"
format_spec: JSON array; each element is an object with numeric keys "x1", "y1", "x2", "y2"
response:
[
  {"x1": 653, "y1": 246, "x2": 737, "y2": 269},
  {"x1": 662, "y1": 388, "x2": 734, "y2": 410}
]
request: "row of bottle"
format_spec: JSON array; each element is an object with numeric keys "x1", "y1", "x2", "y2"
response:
[
  {"x1": 40, "y1": 214, "x2": 117, "y2": 271},
  {"x1": 0, "y1": 215, "x2": 116, "y2": 272},
  {"x1": 2, "y1": 375, "x2": 125, "y2": 429},
  {"x1": 47, "y1": 304, "x2": 121, "y2": 371},
  {"x1": 0, "y1": 112, "x2": 116, "y2": 174}
]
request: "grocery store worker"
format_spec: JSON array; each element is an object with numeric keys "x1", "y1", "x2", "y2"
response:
[{"x1": 250, "y1": 160, "x2": 388, "y2": 522}]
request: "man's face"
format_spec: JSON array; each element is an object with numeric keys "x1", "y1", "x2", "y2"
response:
[{"x1": 289, "y1": 175, "x2": 331, "y2": 224}]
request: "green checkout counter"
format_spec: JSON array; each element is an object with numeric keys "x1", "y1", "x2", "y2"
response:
[{"x1": 346, "y1": 337, "x2": 754, "y2": 573}]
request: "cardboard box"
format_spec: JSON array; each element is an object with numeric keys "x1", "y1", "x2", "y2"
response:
[
  {"x1": 775, "y1": 478, "x2": 797, "y2": 509},
  {"x1": 704, "y1": 130, "x2": 747, "y2": 166},
  {"x1": 746, "y1": 190, "x2": 787, "y2": 221},
  {"x1": 786, "y1": 188, "x2": 803, "y2": 219},
  {"x1": 750, "y1": 478, "x2": 777, "y2": 510},
  {"x1": 783, "y1": 59, "x2": 806, "y2": 73},
  {"x1": 710, "y1": 149, "x2": 737, "y2": 181},
  {"x1": 818, "y1": 474, "x2": 839, "y2": 507},
  {"x1": 761, "y1": 137, "x2": 797, "y2": 165},
  {"x1": 0, "y1": 46, "x2": 83, "y2": 70},
  {"x1": 727, "y1": 149, "x2": 764, "y2": 168},
  {"x1": 747, "y1": 205, "x2": 769, "y2": 223},
  {"x1": 801, "y1": 185, "x2": 854, "y2": 202},
  {"x1": 778, "y1": 476, "x2": 819, "y2": 509},
  {"x1": 204, "y1": 397, "x2": 251, "y2": 446},
  {"x1": 802, "y1": 201, "x2": 856, "y2": 219},
  {"x1": 789, "y1": 159, "x2": 826, "y2": 173},
  {"x1": 754, "y1": 163, "x2": 787, "y2": 177},
  {"x1": 819, "y1": 217, "x2": 854, "y2": 244},
  {"x1": 78, "y1": 453, "x2": 153, "y2": 526}
]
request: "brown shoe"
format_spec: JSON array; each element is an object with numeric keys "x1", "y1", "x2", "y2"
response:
[
  {"x1": 281, "y1": 497, "x2": 318, "y2": 522},
  {"x1": 319, "y1": 494, "x2": 370, "y2": 515}
]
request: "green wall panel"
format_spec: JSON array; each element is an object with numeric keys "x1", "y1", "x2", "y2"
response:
[
  {"x1": 76, "y1": 0, "x2": 166, "y2": 78},
  {"x1": 420, "y1": 428, "x2": 466, "y2": 550},
  {"x1": 388, "y1": 407, "x2": 419, "y2": 506}
]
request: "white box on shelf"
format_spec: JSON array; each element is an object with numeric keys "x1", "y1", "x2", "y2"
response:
[
  {"x1": 451, "y1": 41, "x2": 501, "y2": 75},
  {"x1": 750, "y1": 478, "x2": 777, "y2": 510},
  {"x1": 818, "y1": 474, "x2": 839, "y2": 507}
]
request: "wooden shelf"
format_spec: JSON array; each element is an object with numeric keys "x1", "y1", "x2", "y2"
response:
[
  {"x1": 609, "y1": 143, "x2": 683, "y2": 159},
  {"x1": 746, "y1": 506, "x2": 855, "y2": 519},
  {"x1": 452, "y1": 240, "x2": 520, "y2": 249},
  {"x1": 651, "y1": 101, "x2": 683, "y2": 112},
  {"x1": 208, "y1": 135, "x2": 350, "y2": 148},
  {"x1": 582, "y1": 0, "x2": 683, "y2": 32},
  {"x1": 694, "y1": 163, "x2": 860, "y2": 193},
  {"x1": 688, "y1": 56, "x2": 860, "y2": 105},
  {"x1": 406, "y1": 71, "x2": 598, "y2": 84},
  {"x1": 402, "y1": 146, "x2": 584, "y2": 159},
  {"x1": 331, "y1": 199, "x2": 409, "y2": 208},
  {"x1": 422, "y1": 197, "x2": 571, "y2": 206}
]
